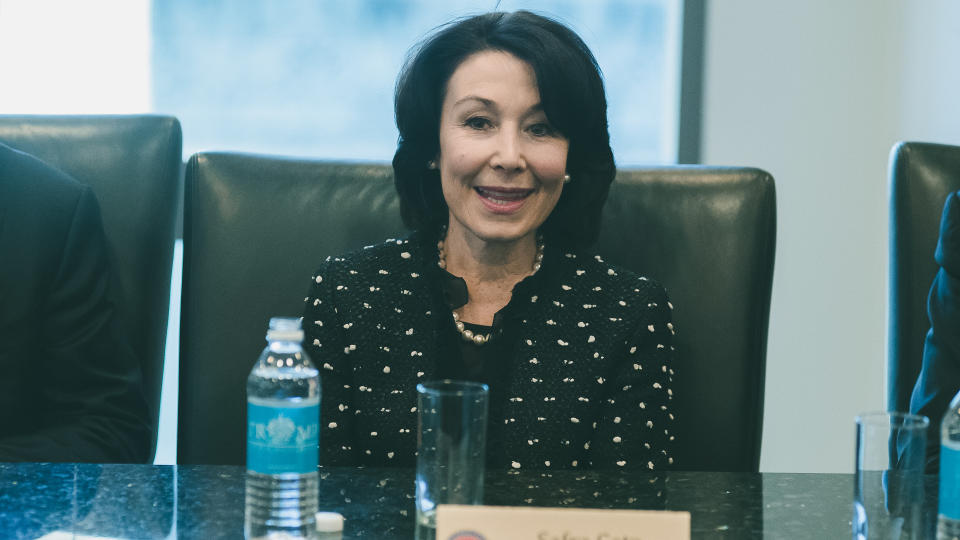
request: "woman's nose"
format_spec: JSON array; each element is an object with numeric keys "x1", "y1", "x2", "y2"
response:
[{"x1": 491, "y1": 129, "x2": 525, "y2": 172}]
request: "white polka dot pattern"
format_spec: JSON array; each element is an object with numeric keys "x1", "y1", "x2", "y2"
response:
[{"x1": 302, "y1": 231, "x2": 676, "y2": 471}]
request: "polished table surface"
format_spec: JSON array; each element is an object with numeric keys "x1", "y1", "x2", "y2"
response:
[{"x1": 0, "y1": 463, "x2": 938, "y2": 538}]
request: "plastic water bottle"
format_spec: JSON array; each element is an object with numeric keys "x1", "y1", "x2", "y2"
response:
[
  {"x1": 939, "y1": 390, "x2": 960, "y2": 539},
  {"x1": 245, "y1": 317, "x2": 320, "y2": 539}
]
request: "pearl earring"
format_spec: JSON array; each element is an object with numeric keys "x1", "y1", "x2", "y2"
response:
[
  {"x1": 427, "y1": 160, "x2": 438, "y2": 170},
  {"x1": 563, "y1": 174, "x2": 571, "y2": 184}
]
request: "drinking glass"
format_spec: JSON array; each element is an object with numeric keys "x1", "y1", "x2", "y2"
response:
[
  {"x1": 415, "y1": 380, "x2": 489, "y2": 540},
  {"x1": 853, "y1": 411, "x2": 929, "y2": 539}
]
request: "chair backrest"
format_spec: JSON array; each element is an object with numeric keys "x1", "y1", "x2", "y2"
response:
[
  {"x1": 888, "y1": 141, "x2": 960, "y2": 412},
  {"x1": 180, "y1": 152, "x2": 775, "y2": 472},
  {"x1": 600, "y1": 167, "x2": 775, "y2": 472},
  {"x1": 0, "y1": 115, "x2": 182, "y2": 462}
]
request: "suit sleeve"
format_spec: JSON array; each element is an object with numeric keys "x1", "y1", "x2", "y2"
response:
[
  {"x1": 0, "y1": 187, "x2": 151, "y2": 463},
  {"x1": 911, "y1": 191, "x2": 960, "y2": 473},
  {"x1": 302, "y1": 262, "x2": 357, "y2": 466},
  {"x1": 590, "y1": 281, "x2": 676, "y2": 471}
]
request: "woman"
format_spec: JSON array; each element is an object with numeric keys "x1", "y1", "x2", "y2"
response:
[{"x1": 303, "y1": 10, "x2": 676, "y2": 471}]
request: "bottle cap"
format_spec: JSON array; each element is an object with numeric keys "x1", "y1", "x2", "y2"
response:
[
  {"x1": 315, "y1": 511, "x2": 344, "y2": 532},
  {"x1": 267, "y1": 317, "x2": 304, "y2": 342}
]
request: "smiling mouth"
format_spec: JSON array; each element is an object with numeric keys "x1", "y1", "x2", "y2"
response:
[{"x1": 474, "y1": 186, "x2": 535, "y2": 205}]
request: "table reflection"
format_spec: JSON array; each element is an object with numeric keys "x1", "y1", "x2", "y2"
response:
[
  {"x1": 0, "y1": 463, "x2": 173, "y2": 539},
  {"x1": 0, "y1": 463, "x2": 922, "y2": 538}
]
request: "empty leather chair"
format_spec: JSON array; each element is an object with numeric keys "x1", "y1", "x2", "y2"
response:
[
  {"x1": 179, "y1": 153, "x2": 775, "y2": 472},
  {"x1": 889, "y1": 141, "x2": 960, "y2": 412},
  {"x1": 599, "y1": 167, "x2": 775, "y2": 472},
  {"x1": 0, "y1": 115, "x2": 182, "y2": 462}
]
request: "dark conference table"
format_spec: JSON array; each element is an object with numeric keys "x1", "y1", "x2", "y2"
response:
[{"x1": 0, "y1": 463, "x2": 937, "y2": 538}]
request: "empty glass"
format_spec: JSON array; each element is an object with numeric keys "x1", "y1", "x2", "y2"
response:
[
  {"x1": 415, "y1": 380, "x2": 489, "y2": 540},
  {"x1": 853, "y1": 411, "x2": 929, "y2": 539}
]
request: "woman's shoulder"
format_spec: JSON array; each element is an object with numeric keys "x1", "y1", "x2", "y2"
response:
[
  {"x1": 552, "y1": 249, "x2": 670, "y2": 306},
  {"x1": 311, "y1": 231, "x2": 428, "y2": 279}
]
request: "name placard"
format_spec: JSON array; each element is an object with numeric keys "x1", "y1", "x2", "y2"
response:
[{"x1": 436, "y1": 505, "x2": 691, "y2": 540}]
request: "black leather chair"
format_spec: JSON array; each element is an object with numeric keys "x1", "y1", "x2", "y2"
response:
[
  {"x1": 599, "y1": 167, "x2": 775, "y2": 472},
  {"x1": 180, "y1": 153, "x2": 775, "y2": 472},
  {"x1": 888, "y1": 142, "x2": 960, "y2": 413},
  {"x1": 0, "y1": 115, "x2": 182, "y2": 462}
]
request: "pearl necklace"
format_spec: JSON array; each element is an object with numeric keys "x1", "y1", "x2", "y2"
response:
[{"x1": 437, "y1": 226, "x2": 545, "y2": 345}]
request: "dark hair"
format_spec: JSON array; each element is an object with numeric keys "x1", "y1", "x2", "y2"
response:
[{"x1": 392, "y1": 10, "x2": 616, "y2": 249}]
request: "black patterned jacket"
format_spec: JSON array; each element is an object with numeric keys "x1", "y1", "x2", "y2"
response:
[{"x1": 302, "y1": 229, "x2": 676, "y2": 471}]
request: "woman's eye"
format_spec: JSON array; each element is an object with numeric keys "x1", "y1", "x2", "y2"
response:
[
  {"x1": 464, "y1": 117, "x2": 492, "y2": 130},
  {"x1": 528, "y1": 123, "x2": 555, "y2": 137}
]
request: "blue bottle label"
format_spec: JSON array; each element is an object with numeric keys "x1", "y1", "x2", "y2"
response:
[
  {"x1": 247, "y1": 397, "x2": 319, "y2": 474},
  {"x1": 941, "y1": 445, "x2": 960, "y2": 519}
]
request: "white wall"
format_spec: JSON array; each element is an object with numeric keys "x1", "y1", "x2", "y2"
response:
[
  {"x1": 896, "y1": 3, "x2": 960, "y2": 144},
  {"x1": 0, "y1": 0, "x2": 150, "y2": 113},
  {"x1": 702, "y1": 0, "x2": 960, "y2": 473}
]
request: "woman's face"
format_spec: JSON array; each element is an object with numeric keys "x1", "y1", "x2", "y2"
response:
[{"x1": 436, "y1": 50, "x2": 569, "y2": 245}]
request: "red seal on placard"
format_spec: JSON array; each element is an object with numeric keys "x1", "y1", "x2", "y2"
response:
[{"x1": 447, "y1": 532, "x2": 484, "y2": 540}]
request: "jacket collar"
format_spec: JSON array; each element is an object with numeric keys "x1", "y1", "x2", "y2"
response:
[{"x1": 414, "y1": 225, "x2": 565, "y2": 323}]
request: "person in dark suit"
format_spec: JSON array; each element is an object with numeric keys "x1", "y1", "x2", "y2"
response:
[
  {"x1": 910, "y1": 190, "x2": 960, "y2": 473},
  {"x1": 0, "y1": 142, "x2": 151, "y2": 463}
]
